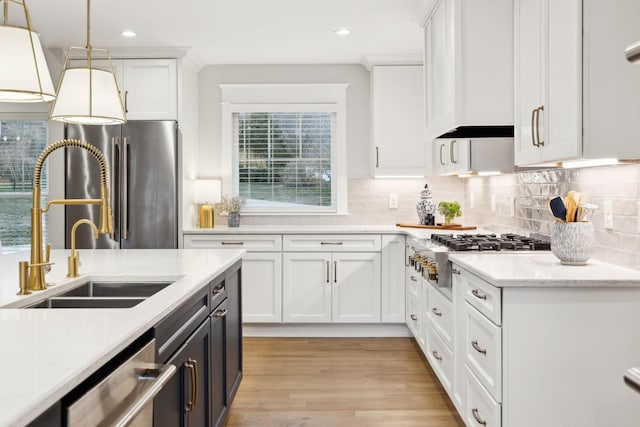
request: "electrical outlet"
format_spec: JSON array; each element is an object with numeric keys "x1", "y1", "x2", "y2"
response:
[
  {"x1": 491, "y1": 195, "x2": 496, "y2": 212},
  {"x1": 469, "y1": 193, "x2": 475, "y2": 209},
  {"x1": 603, "y1": 200, "x2": 614, "y2": 230},
  {"x1": 389, "y1": 193, "x2": 398, "y2": 209}
]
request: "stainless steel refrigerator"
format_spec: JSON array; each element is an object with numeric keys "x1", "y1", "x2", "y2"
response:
[{"x1": 65, "y1": 121, "x2": 178, "y2": 249}]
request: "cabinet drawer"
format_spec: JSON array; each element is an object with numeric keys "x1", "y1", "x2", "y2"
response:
[
  {"x1": 184, "y1": 234, "x2": 282, "y2": 252},
  {"x1": 283, "y1": 234, "x2": 382, "y2": 252},
  {"x1": 465, "y1": 367, "x2": 501, "y2": 427},
  {"x1": 406, "y1": 292, "x2": 421, "y2": 340},
  {"x1": 426, "y1": 285, "x2": 453, "y2": 350},
  {"x1": 406, "y1": 267, "x2": 420, "y2": 299},
  {"x1": 425, "y1": 325, "x2": 454, "y2": 394},
  {"x1": 462, "y1": 268, "x2": 502, "y2": 325},
  {"x1": 465, "y1": 302, "x2": 502, "y2": 402}
]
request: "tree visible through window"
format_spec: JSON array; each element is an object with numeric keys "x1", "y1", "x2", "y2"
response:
[
  {"x1": 234, "y1": 111, "x2": 335, "y2": 211},
  {"x1": 0, "y1": 120, "x2": 48, "y2": 248}
]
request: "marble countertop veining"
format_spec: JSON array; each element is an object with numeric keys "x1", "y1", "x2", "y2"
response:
[
  {"x1": 449, "y1": 252, "x2": 640, "y2": 287},
  {"x1": 0, "y1": 248, "x2": 244, "y2": 427}
]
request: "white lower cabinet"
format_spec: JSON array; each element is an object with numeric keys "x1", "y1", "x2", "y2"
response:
[
  {"x1": 183, "y1": 234, "x2": 283, "y2": 323},
  {"x1": 381, "y1": 235, "x2": 406, "y2": 323},
  {"x1": 283, "y1": 252, "x2": 381, "y2": 323},
  {"x1": 465, "y1": 366, "x2": 501, "y2": 427},
  {"x1": 425, "y1": 324, "x2": 454, "y2": 394}
]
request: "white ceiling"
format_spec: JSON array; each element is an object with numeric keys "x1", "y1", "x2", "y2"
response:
[{"x1": 28, "y1": 0, "x2": 427, "y2": 66}]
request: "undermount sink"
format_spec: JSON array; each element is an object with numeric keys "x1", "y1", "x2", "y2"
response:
[{"x1": 25, "y1": 281, "x2": 174, "y2": 309}]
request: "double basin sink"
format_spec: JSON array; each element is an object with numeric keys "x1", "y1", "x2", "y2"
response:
[{"x1": 26, "y1": 281, "x2": 174, "y2": 309}]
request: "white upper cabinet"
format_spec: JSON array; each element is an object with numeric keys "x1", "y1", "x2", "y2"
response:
[
  {"x1": 515, "y1": 0, "x2": 640, "y2": 166},
  {"x1": 72, "y1": 58, "x2": 178, "y2": 121},
  {"x1": 423, "y1": 0, "x2": 514, "y2": 140},
  {"x1": 371, "y1": 65, "x2": 428, "y2": 177},
  {"x1": 432, "y1": 139, "x2": 470, "y2": 176}
]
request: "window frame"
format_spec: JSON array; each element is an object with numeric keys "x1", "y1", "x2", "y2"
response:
[{"x1": 220, "y1": 84, "x2": 348, "y2": 215}]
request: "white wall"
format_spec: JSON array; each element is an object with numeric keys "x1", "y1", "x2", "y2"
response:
[{"x1": 197, "y1": 64, "x2": 371, "y2": 179}]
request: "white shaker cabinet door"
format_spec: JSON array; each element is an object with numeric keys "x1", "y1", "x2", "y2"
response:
[
  {"x1": 332, "y1": 252, "x2": 381, "y2": 323},
  {"x1": 283, "y1": 253, "x2": 332, "y2": 323},
  {"x1": 242, "y1": 253, "x2": 283, "y2": 323},
  {"x1": 123, "y1": 59, "x2": 177, "y2": 120},
  {"x1": 381, "y1": 235, "x2": 406, "y2": 323}
]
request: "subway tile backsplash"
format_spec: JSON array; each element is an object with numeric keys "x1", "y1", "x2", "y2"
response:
[{"x1": 215, "y1": 164, "x2": 640, "y2": 270}]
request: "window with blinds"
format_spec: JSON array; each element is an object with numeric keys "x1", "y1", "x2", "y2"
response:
[
  {"x1": 0, "y1": 120, "x2": 49, "y2": 248},
  {"x1": 233, "y1": 111, "x2": 336, "y2": 212}
]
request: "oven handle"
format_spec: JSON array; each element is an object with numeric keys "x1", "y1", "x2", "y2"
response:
[{"x1": 112, "y1": 363, "x2": 177, "y2": 427}]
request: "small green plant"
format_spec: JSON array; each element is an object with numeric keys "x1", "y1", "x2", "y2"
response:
[
  {"x1": 438, "y1": 201, "x2": 462, "y2": 223},
  {"x1": 216, "y1": 195, "x2": 245, "y2": 214}
]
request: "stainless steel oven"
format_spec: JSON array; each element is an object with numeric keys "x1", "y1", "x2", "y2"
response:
[{"x1": 66, "y1": 339, "x2": 175, "y2": 427}]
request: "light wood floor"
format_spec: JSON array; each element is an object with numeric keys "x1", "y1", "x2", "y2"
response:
[{"x1": 225, "y1": 337, "x2": 465, "y2": 427}]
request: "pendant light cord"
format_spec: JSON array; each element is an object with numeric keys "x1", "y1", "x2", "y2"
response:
[{"x1": 86, "y1": 0, "x2": 93, "y2": 116}]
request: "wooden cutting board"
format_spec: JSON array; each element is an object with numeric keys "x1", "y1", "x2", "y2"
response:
[{"x1": 396, "y1": 223, "x2": 477, "y2": 230}]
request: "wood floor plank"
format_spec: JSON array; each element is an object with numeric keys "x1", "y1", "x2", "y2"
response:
[{"x1": 225, "y1": 337, "x2": 465, "y2": 427}]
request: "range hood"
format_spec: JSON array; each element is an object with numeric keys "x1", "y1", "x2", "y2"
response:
[{"x1": 626, "y1": 40, "x2": 640, "y2": 63}]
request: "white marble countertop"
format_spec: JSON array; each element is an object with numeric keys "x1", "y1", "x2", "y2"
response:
[
  {"x1": 0, "y1": 248, "x2": 244, "y2": 427},
  {"x1": 449, "y1": 252, "x2": 640, "y2": 287}
]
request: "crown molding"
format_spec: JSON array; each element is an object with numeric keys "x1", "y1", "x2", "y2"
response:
[
  {"x1": 361, "y1": 53, "x2": 423, "y2": 71},
  {"x1": 412, "y1": 0, "x2": 437, "y2": 27}
]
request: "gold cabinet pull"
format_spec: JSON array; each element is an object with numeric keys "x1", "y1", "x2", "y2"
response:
[
  {"x1": 471, "y1": 340, "x2": 487, "y2": 355},
  {"x1": 124, "y1": 90, "x2": 129, "y2": 113},
  {"x1": 471, "y1": 288, "x2": 487, "y2": 300},
  {"x1": 410, "y1": 314, "x2": 418, "y2": 321},
  {"x1": 221, "y1": 241, "x2": 244, "y2": 246},
  {"x1": 431, "y1": 307, "x2": 442, "y2": 317},
  {"x1": 439, "y1": 143, "x2": 445, "y2": 166},
  {"x1": 184, "y1": 359, "x2": 197, "y2": 412},
  {"x1": 535, "y1": 105, "x2": 544, "y2": 146},
  {"x1": 333, "y1": 260, "x2": 337, "y2": 283},
  {"x1": 531, "y1": 108, "x2": 537, "y2": 147},
  {"x1": 214, "y1": 308, "x2": 228, "y2": 318},
  {"x1": 375, "y1": 146, "x2": 380, "y2": 168},
  {"x1": 432, "y1": 350, "x2": 443, "y2": 361},
  {"x1": 450, "y1": 140, "x2": 457, "y2": 164}
]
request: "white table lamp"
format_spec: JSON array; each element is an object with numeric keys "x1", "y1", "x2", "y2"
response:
[{"x1": 194, "y1": 179, "x2": 222, "y2": 228}]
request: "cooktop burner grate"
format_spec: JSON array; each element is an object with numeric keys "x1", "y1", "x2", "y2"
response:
[{"x1": 430, "y1": 233, "x2": 551, "y2": 252}]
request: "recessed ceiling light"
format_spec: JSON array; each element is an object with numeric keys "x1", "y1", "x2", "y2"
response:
[
  {"x1": 121, "y1": 30, "x2": 136, "y2": 38},
  {"x1": 334, "y1": 28, "x2": 351, "y2": 36}
]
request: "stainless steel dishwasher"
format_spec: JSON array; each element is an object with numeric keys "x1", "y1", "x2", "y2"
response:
[{"x1": 66, "y1": 339, "x2": 176, "y2": 427}]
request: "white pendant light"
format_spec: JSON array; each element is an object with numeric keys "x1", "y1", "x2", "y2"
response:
[
  {"x1": 0, "y1": 0, "x2": 56, "y2": 102},
  {"x1": 50, "y1": 0, "x2": 126, "y2": 125}
]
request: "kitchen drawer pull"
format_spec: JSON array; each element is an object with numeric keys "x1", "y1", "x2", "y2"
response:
[
  {"x1": 221, "y1": 241, "x2": 244, "y2": 246},
  {"x1": 212, "y1": 286, "x2": 224, "y2": 295},
  {"x1": 334, "y1": 260, "x2": 337, "y2": 283},
  {"x1": 410, "y1": 275, "x2": 418, "y2": 282},
  {"x1": 214, "y1": 309, "x2": 228, "y2": 318},
  {"x1": 451, "y1": 268, "x2": 461, "y2": 275},
  {"x1": 410, "y1": 314, "x2": 418, "y2": 321},
  {"x1": 472, "y1": 408, "x2": 487, "y2": 426},
  {"x1": 321, "y1": 241, "x2": 343, "y2": 245},
  {"x1": 471, "y1": 340, "x2": 487, "y2": 355},
  {"x1": 184, "y1": 359, "x2": 198, "y2": 412},
  {"x1": 432, "y1": 350, "x2": 443, "y2": 361},
  {"x1": 376, "y1": 145, "x2": 380, "y2": 168},
  {"x1": 439, "y1": 143, "x2": 445, "y2": 166},
  {"x1": 432, "y1": 307, "x2": 442, "y2": 317},
  {"x1": 124, "y1": 90, "x2": 129, "y2": 113},
  {"x1": 471, "y1": 288, "x2": 487, "y2": 300}
]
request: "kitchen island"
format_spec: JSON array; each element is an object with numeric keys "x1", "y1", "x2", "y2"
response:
[{"x1": 0, "y1": 248, "x2": 244, "y2": 427}]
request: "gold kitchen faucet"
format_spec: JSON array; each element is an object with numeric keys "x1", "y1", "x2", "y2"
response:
[{"x1": 25, "y1": 139, "x2": 113, "y2": 290}]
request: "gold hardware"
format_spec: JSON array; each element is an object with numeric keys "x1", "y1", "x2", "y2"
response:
[
  {"x1": 450, "y1": 140, "x2": 457, "y2": 164},
  {"x1": 17, "y1": 261, "x2": 31, "y2": 295},
  {"x1": 214, "y1": 309, "x2": 228, "y2": 318},
  {"x1": 333, "y1": 260, "x2": 337, "y2": 283},
  {"x1": 439, "y1": 143, "x2": 445, "y2": 166},
  {"x1": 184, "y1": 359, "x2": 198, "y2": 412},
  {"x1": 326, "y1": 261, "x2": 330, "y2": 283},
  {"x1": 375, "y1": 146, "x2": 379, "y2": 168},
  {"x1": 124, "y1": 90, "x2": 129, "y2": 113},
  {"x1": 531, "y1": 108, "x2": 537, "y2": 147},
  {"x1": 67, "y1": 219, "x2": 98, "y2": 278},
  {"x1": 25, "y1": 139, "x2": 113, "y2": 290},
  {"x1": 535, "y1": 105, "x2": 544, "y2": 146}
]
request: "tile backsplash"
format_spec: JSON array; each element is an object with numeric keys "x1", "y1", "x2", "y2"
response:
[
  {"x1": 212, "y1": 163, "x2": 640, "y2": 270},
  {"x1": 463, "y1": 164, "x2": 640, "y2": 270}
]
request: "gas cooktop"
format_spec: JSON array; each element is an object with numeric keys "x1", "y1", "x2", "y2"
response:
[{"x1": 429, "y1": 233, "x2": 551, "y2": 252}]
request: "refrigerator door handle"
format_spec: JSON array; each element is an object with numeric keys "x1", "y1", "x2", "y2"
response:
[
  {"x1": 112, "y1": 137, "x2": 120, "y2": 241},
  {"x1": 122, "y1": 137, "x2": 129, "y2": 240}
]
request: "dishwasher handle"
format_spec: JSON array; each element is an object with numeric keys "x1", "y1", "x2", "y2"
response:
[{"x1": 112, "y1": 363, "x2": 177, "y2": 427}]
